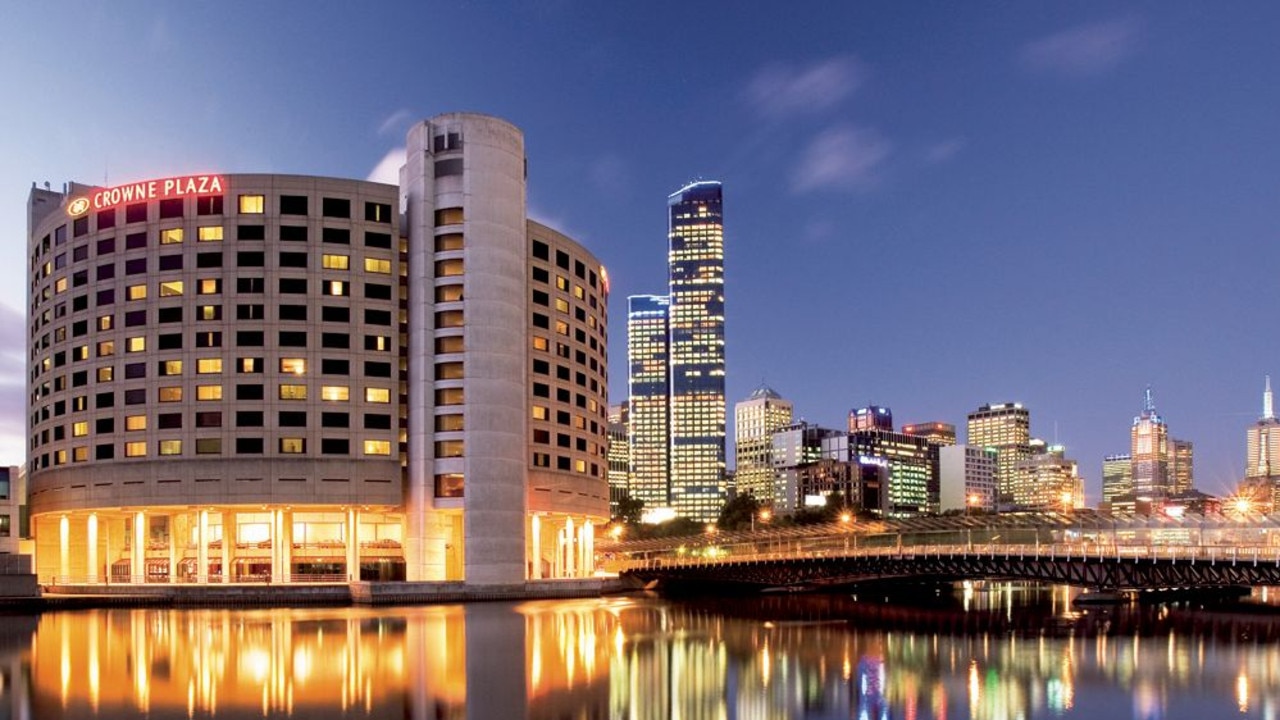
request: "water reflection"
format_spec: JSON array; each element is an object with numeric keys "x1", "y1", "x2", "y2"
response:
[{"x1": 0, "y1": 585, "x2": 1278, "y2": 718}]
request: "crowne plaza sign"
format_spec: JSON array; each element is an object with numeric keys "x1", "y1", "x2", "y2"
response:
[{"x1": 66, "y1": 174, "x2": 226, "y2": 216}]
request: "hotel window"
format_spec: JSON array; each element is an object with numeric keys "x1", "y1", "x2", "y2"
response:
[
  {"x1": 159, "y1": 280, "x2": 184, "y2": 297},
  {"x1": 279, "y1": 437, "x2": 306, "y2": 454},
  {"x1": 126, "y1": 203, "x2": 147, "y2": 224},
  {"x1": 435, "y1": 414, "x2": 464, "y2": 432},
  {"x1": 160, "y1": 228, "x2": 184, "y2": 245},
  {"x1": 435, "y1": 388, "x2": 463, "y2": 406},
  {"x1": 159, "y1": 440, "x2": 182, "y2": 456},
  {"x1": 322, "y1": 254, "x2": 349, "y2": 270},
  {"x1": 198, "y1": 305, "x2": 221, "y2": 321},
  {"x1": 72, "y1": 421, "x2": 88, "y2": 437},
  {"x1": 365, "y1": 231, "x2": 392, "y2": 249},
  {"x1": 435, "y1": 362, "x2": 463, "y2": 380},
  {"x1": 196, "y1": 411, "x2": 221, "y2": 428},
  {"x1": 197, "y1": 226, "x2": 223, "y2": 242},
  {"x1": 196, "y1": 195, "x2": 224, "y2": 216},
  {"x1": 365, "y1": 387, "x2": 391, "y2": 404},
  {"x1": 280, "y1": 357, "x2": 306, "y2": 375},
  {"x1": 159, "y1": 255, "x2": 183, "y2": 271},
  {"x1": 321, "y1": 385, "x2": 349, "y2": 401},
  {"x1": 364, "y1": 440, "x2": 392, "y2": 456},
  {"x1": 434, "y1": 207, "x2": 464, "y2": 226},
  {"x1": 158, "y1": 413, "x2": 182, "y2": 429},
  {"x1": 324, "y1": 281, "x2": 349, "y2": 297},
  {"x1": 555, "y1": 298, "x2": 569, "y2": 313},
  {"x1": 73, "y1": 346, "x2": 89, "y2": 361},
  {"x1": 126, "y1": 337, "x2": 145, "y2": 353},
  {"x1": 159, "y1": 386, "x2": 183, "y2": 402},
  {"x1": 196, "y1": 438, "x2": 222, "y2": 454},
  {"x1": 364, "y1": 258, "x2": 391, "y2": 274},
  {"x1": 73, "y1": 447, "x2": 89, "y2": 462},
  {"x1": 126, "y1": 284, "x2": 147, "y2": 301},
  {"x1": 239, "y1": 358, "x2": 263, "y2": 374},
  {"x1": 368, "y1": 334, "x2": 395, "y2": 352},
  {"x1": 239, "y1": 195, "x2": 265, "y2": 214},
  {"x1": 197, "y1": 278, "x2": 222, "y2": 295},
  {"x1": 323, "y1": 333, "x2": 350, "y2": 349},
  {"x1": 97, "y1": 366, "x2": 113, "y2": 382},
  {"x1": 532, "y1": 336, "x2": 548, "y2": 351},
  {"x1": 555, "y1": 320, "x2": 569, "y2": 336},
  {"x1": 54, "y1": 277, "x2": 68, "y2": 294},
  {"x1": 280, "y1": 195, "x2": 308, "y2": 215},
  {"x1": 532, "y1": 239, "x2": 549, "y2": 260},
  {"x1": 435, "y1": 234, "x2": 463, "y2": 252},
  {"x1": 365, "y1": 202, "x2": 392, "y2": 223},
  {"x1": 435, "y1": 284, "x2": 463, "y2": 303},
  {"x1": 435, "y1": 310, "x2": 463, "y2": 328},
  {"x1": 322, "y1": 227, "x2": 350, "y2": 244},
  {"x1": 125, "y1": 441, "x2": 147, "y2": 458},
  {"x1": 197, "y1": 358, "x2": 223, "y2": 374},
  {"x1": 322, "y1": 197, "x2": 350, "y2": 218},
  {"x1": 196, "y1": 385, "x2": 223, "y2": 401},
  {"x1": 279, "y1": 384, "x2": 307, "y2": 400},
  {"x1": 435, "y1": 259, "x2": 463, "y2": 277},
  {"x1": 435, "y1": 440, "x2": 463, "y2": 458}
]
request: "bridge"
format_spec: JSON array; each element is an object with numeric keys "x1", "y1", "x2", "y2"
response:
[{"x1": 601, "y1": 511, "x2": 1280, "y2": 592}]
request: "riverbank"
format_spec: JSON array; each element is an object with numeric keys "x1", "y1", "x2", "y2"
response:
[{"x1": 0, "y1": 577, "x2": 636, "y2": 611}]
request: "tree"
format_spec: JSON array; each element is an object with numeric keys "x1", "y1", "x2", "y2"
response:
[
  {"x1": 717, "y1": 493, "x2": 762, "y2": 532},
  {"x1": 614, "y1": 492, "x2": 645, "y2": 525}
]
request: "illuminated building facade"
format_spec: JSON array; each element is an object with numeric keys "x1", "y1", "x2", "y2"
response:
[
  {"x1": 938, "y1": 445, "x2": 997, "y2": 513},
  {"x1": 823, "y1": 428, "x2": 930, "y2": 517},
  {"x1": 666, "y1": 181, "x2": 726, "y2": 522},
  {"x1": 1101, "y1": 453, "x2": 1133, "y2": 506},
  {"x1": 732, "y1": 384, "x2": 792, "y2": 504},
  {"x1": 25, "y1": 113, "x2": 609, "y2": 586},
  {"x1": 1014, "y1": 443, "x2": 1084, "y2": 511},
  {"x1": 771, "y1": 421, "x2": 842, "y2": 511},
  {"x1": 1168, "y1": 438, "x2": 1193, "y2": 494},
  {"x1": 606, "y1": 403, "x2": 630, "y2": 516},
  {"x1": 0, "y1": 466, "x2": 18, "y2": 555},
  {"x1": 850, "y1": 405, "x2": 893, "y2": 432},
  {"x1": 1130, "y1": 387, "x2": 1170, "y2": 498},
  {"x1": 966, "y1": 402, "x2": 1032, "y2": 508},
  {"x1": 1243, "y1": 376, "x2": 1280, "y2": 510},
  {"x1": 626, "y1": 295, "x2": 671, "y2": 511},
  {"x1": 903, "y1": 421, "x2": 957, "y2": 513}
]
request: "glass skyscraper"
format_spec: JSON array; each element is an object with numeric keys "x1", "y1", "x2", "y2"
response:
[
  {"x1": 667, "y1": 181, "x2": 726, "y2": 521},
  {"x1": 626, "y1": 295, "x2": 672, "y2": 511}
]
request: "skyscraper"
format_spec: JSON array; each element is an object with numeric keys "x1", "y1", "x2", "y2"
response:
[
  {"x1": 1015, "y1": 443, "x2": 1085, "y2": 511},
  {"x1": 850, "y1": 406, "x2": 894, "y2": 432},
  {"x1": 733, "y1": 385, "x2": 793, "y2": 504},
  {"x1": 903, "y1": 421, "x2": 957, "y2": 513},
  {"x1": 1168, "y1": 438, "x2": 1194, "y2": 494},
  {"x1": 667, "y1": 181, "x2": 726, "y2": 521},
  {"x1": 607, "y1": 403, "x2": 631, "y2": 517},
  {"x1": 1130, "y1": 386, "x2": 1170, "y2": 497},
  {"x1": 1244, "y1": 376, "x2": 1280, "y2": 509},
  {"x1": 966, "y1": 403, "x2": 1031, "y2": 508},
  {"x1": 627, "y1": 295, "x2": 671, "y2": 511},
  {"x1": 1102, "y1": 453, "x2": 1133, "y2": 506}
]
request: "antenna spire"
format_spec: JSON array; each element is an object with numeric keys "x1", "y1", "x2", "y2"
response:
[
  {"x1": 1143, "y1": 385, "x2": 1155, "y2": 414},
  {"x1": 1265, "y1": 375, "x2": 1274, "y2": 421}
]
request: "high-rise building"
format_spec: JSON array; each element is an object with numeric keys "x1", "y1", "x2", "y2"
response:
[
  {"x1": 1130, "y1": 386, "x2": 1170, "y2": 498},
  {"x1": 966, "y1": 403, "x2": 1031, "y2": 507},
  {"x1": 1244, "y1": 376, "x2": 1280, "y2": 510},
  {"x1": 0, "y1": 466, "x2": 20, "y2": 555},
  {"x1": 1014, "y1": 444, "x2": 1084, "y2": 511},
  {"x1": 1168, "y1": 438, "x2": 1194, "y2": 494},
  {"x1": 733, "y1": 385, "x2": 793, "y2": 504},
  {"x1": 850, "y1": 406, "x2": 893, "y2": 432},
  {"x1": 1102, "y1": 453, "x2": 1133, "y2": 506},
  {"x1": 938, "y1": 445, "x2": 997, "y2": 513},
  {"x1": 667, "y1": 181, "x2": 726, "y2": 522},
  {"x1": 626, "y1": 295, "x2": 671, "y2": 512},
  {"x1": 902, "y1": 421, "x2": 957, "y2": 513},
  {"x1": 607, "y1": 403, "x2": 631, "y2": 517},
  {"x1": 25, "y1": 113, "x2": 611, "y2": 586},
  {"x1": 771, "y1": 421, "x2": 843, "y2": 512},
  {"x1": 823, "y1": 425, "x2": 930, "y2": 517}
]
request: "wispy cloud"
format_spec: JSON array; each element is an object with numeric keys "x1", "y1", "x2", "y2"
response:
[
  {"x1": 377, "y1": 109, "x2": 413, "y2": 136},
  {"x1": 791, "y1": 125, "x2": 892, "y2": 193},
  {"x1": 366, "y1": 147, "x2": 404, "y2": 184},
  {"x1": 1021, "y1": 17, "x2": 1142, "y2": 78},
  {"x1": 924, "y1": 138, "x2": 967, "y2": 164},
  {"x1": 745, "y1": 56, "x2": 864, "y2": 119}
]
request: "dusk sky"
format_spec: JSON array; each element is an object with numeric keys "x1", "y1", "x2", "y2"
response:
[{"x1": 5, "y1": 3, "x2": 1280, "y2": 501}]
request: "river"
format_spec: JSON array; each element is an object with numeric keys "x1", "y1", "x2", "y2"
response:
[{"x1": 1, "y1": 582, "x2": 1278, "y2": 719}]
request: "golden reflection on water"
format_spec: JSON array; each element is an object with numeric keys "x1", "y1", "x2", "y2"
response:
[{"x1": 1, "y1": 589, "x2": 1280, "y2": 718}]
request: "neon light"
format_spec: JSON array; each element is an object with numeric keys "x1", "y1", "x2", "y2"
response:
[{"x1": 67, "y1": 174, "x2": 225, "y2": 216}]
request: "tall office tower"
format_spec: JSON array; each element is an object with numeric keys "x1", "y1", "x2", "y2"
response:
[
  {"x1": 607, "y1": 403, "x2": 631, "y2": 517},
  {"x1": 1130, "y1": 386, "x2": 1170, "y2": 498},
  {"x1": 666, "y1": 181, "x2": 726, "y2": 521},
  {"x1": 903, "y1": 421, "x2": 957, "y2": 513},
  {"x1": 733, "y1": 385, "x2": 793, "y2": 504},
  {"x1": 966, "y1": 403, "x2": 1032, "y2": 508},
  {"x1": 1244, "y1": 376, "x2": 1280, "y2": 509},
  {"x1": 938, "y1": 445, "x2": 998, "y2": 513},
  {"x1": 627, "y1": 295, "x2": 672, "y2": 511},
  {"x1": 1168, "y1": 438, "x2": 1194, "y2": 494},
  {"x1": 850, "y1": 406, "x2": 894, "y2": 432},
  {"x1": 1102, "y1": 453, "x2": 1133, "y2": 506},
  {"x1": 1015, "y1": 444, "x2": 1084, "y2": 511}
]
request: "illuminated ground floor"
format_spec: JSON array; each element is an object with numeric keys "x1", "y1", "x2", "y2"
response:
[{"x1": 31, "y1": 506, "x2": 599, "y2": 585}]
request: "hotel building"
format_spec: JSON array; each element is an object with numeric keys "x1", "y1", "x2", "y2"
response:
[{"x1": 25, "y1": 113, "x2": 609, "y2": 585}]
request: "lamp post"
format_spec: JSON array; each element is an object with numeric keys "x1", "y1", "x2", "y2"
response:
[{"x1": 839, "y1": 511, "x2": 853, "y2": 553}]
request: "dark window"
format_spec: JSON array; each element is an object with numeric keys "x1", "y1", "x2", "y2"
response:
[
  {"x1": 236, "y1": 330, "x2": 265, "y2": 346},
  {"x1": 365, "y1": 202, "x2": 392, "y2": 222},
  {"x1": 321, "y1": 412, "x2": 349, "y2": 428},
  {"x1": 321, "y1": 358, "x2": 350, "y2": 375},
  {"x1": 157, "y1": 333, "x2": 182, "y2": 350},
  {"x1": 237, "y1": 251, "x2": 264, "y2": 267},
  {"x1": 364, "y1": 361, "x2": 391, "y2": 377},
  {"x1": 197, "y1": 252, "x2": 223, "y2": 268},
  {"x1": 73, "y1": 216, "x2": 89, "y2": 237},
  {"x1": 533, "y1": 382, "x2": 550, "y2": 398},
  {"x1": 158, "y1": 413, "x2": 182, "y2": 430},
  {"x1": 72, "y1": 268, "x2": 89, "y2": 285},
  {"x1": 196, "y1": 195, "x2": 224, "y2": 216},
  {"x1": 278, "y1": 331, "x2": 307, "y2": 347},
  {"x1": 364, "y1": 413, "x2": 391, "y2": 430},
  {"x1": 555, "y1": 250, "x2": 570, "y2": 269},
  {"x1": 237, "y1": 277, "x2": 264, "y2": 294},
  {"x1": 321, "y1": 437, "x2": 350, "y2": 454},
  {"x1": 96, "y1": 444, "x2": 114, "y2": 460},
  {"x1": 533, "y1": 359, "x2": 550, "y2": 375},
  {"x1": 279, "y1": 252, "x2": 307, "y2": 268},
  {"x1": 196, "y1": 411, "x2": 221, "y2": 428},
  {"x1": 97, "y1": 263, "x2": 115, "y2": 281},
  {"x1": 125, "y1": 258, "x2": 146, "y2": 275},
  {"x1": 96, "y1": 417, "x2": 115, "y2": 433},
  {"x1": 574, "y1": 259, "x2": 586, "y2": 278},
  {"x1": 125, "y1": 203, "x2": 147, "y2": 224},
  {"x1": 557, "y1": 456, "x2": 571, "y2": 471},
  {"x1": 365, "y1": 232, "x2": 391, "y2": 249},
  {"x1": 532, "y1": 267, "x2": 549, "y2": 283},
  {"x1": 278, "y1": 304, "x2": 307, "y2": 321},
  {"x1": 364, "y1": 309, "x2": 391, "y2": 326},
  {"x1": 321, "y1": 333, "x2": 350, "y2": 349},
  {"x1": 125, "y1": 389, "x2": 146, "y2": 405},
  {"x1": 73, "y1": 295, "x2": 89, "y2": 312},
  {"x1": 97, "y1": 237, "x2": 116, "y2": 255},
  {"x1": 238, "y1": 224, "x2": 265, "y2": 240},
  {"x1": 532, "y1": 313, "x2": 549, "y2": 329},
  {"x1": 159, "y1": 198, "x2": 184, "y2": 219},
  {"x1": 532, "y1": 240, "x2": 549, "y2": 260},
  {"x1": 236, "y1": 384, "x2": 264, "y2": 401},
  {"x1": 278, "y1": 277, "x2": 307, "y2": 294},
  {"x1": 364, "y1": 283, "x2": 391, "y2": 300},
  {"x1": 124, "y1": 362, "x2": 146, "y2": 379},
  {"x1": 322, "y1": 227, "x2": 350, "y2": 244},
  {"x1": 158, "y1": 254, "x2": 183, "y2": 271},
  {"x1": 72, "y1": 320, "x2": 88, "y2": 336},
  {"x1": 532, "y1": 290, "x2": 549, "y2": 306},
  {"x1": 278, "y1": 411, "x2": 307, "y2": 427},
  {"x1": 321, "y1": 306, "x2": 350, "y2": 322},
  {"x1": 235, "y1": 437, "x2": 264, "y2": 454},
  {"x1": 96, "y1": 288, "x2": 115, "y2": 306},
  {"x1": 321, "y1": 197, "x2": 350, "y2": 218},
  {"x1": 279, "y1": 225, "x2": 307, "y2": 242},
  {"x1": 237, "y1": 304, "x2": 265, "y2": 320},
  {"x1": 280, "y1": 195, "x2": 308, "y2": 215},
  {"x1": 126, "y1": 232, "x2": 147, "y2": 250},
  {"x1": 125, "y1": 310, "x2": 147, "y2": 327},
  {"x1": 96, "y1": 392, "x2": 114, "y2": 409},
  {"x1": 97, "y1": 209, "x2": 117, "y2": 230},
  {"x1": 434, "y1": 158, "x2": 463, "y2": 177},
  {"x1": 236, "y1": 410, "x2": 264, "y2": 427}
]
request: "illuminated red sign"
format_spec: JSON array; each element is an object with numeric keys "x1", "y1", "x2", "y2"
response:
[{"x1": 66, "y1": 174, "x2": 226, "y2": 216}]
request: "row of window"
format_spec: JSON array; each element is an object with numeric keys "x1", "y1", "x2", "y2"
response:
[
  {"x1": 64, "y1": 409, "x2": 393, "y2": 433},
  {"x1": 39, "y1": 437, "x2": 396, "y2": 464}
]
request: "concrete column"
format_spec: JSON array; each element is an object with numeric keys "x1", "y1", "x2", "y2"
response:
[
  {"x1": 564, "y1": 518, "x2": 576, "y2": 578},
  {"x1": 58, "y1": 515, "x2": 69, "y2": 583},
  {"x1": 553, "y1": 528, "x2": 564, "y2": 579},
  {"x1": 197, "y1": 509, "x2": 208, "y2": 584},
  {"x1": 529, "y1": 515, "x2": 541, "y2": 580},
  {"x1": 582, "y1": 520, "x2": 593, "y2": 577},
  {"x1": 87, "y1": 513, "x2": 99, "y2": 584},
  {"x1": 221, "y1": 511, "x2": 233, "y2": 583},
  {"x1": 269, "y1": 509, "x2": 281, "y2": 583},
  {"x1": 132, "y1": 511, "x2": 145, "y2": 583},
  {"x1": 167, "y1": 515, "x2": 178, "y2": 584},
  {"x1": 346, "y1": 508, "x2": 360, "y2": 581},
  {"x1": 281, "y1": 510, "x2": 293, "y2": 583}
]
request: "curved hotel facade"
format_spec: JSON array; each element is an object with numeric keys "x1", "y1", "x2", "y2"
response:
[{"x1": 25, "y1": 113, "x2": 609, "y2": 585}]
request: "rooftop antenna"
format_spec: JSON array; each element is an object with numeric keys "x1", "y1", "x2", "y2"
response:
[
  {"x1": 1264, "y1": 375, "x2": 1274, "y2": 421},
  {"x1": 1143, "y1": 385, "x2": 1155, "y2": 413}
]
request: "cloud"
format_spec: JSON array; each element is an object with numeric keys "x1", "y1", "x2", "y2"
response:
[
  {"x1": 791, "y1": 125, "x2": 892, "y2": 193},
  {"x1": 924, "y1": 138, "x2": 967, "y2": 164},
  {"x1": 1021, "y1": 17, "x2": 1142, "y2": 77},
  {"x1": 366, "y1": 147, "x2": 404, "y2": 185},
  {"x1": 377, "y1": 109, "x2": 413, "y2": 136},
  {"x1": 745, "y1": 56, "x2": 864, "y2": 119}
]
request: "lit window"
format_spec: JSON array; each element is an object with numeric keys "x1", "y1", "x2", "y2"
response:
[
  {"x1": 280, "y1": 358, "x2": 306, "y2": 375},
  {"x1": 198, "y1": 279, "x2": 221, "y2": 295},
  {"x1": 97, "y1": 366, "x2": 113, "y2": 382},
  {"x1": 161, "y1": 360, "x2": 183, "y2": 376},
  {"x1": 555, "y1": 299, "x2": 569, "y2": 313},
  {"x1": 556, "y1": 276, "x2": 568, "y2": 291},
  {"x1": 532, "y1": 336, "x2": 548, "y2": 351},
  {"x1": 126, "y1": 337, "x2": 145, "y2": 353},
  {"x1": 239, "y1": 195, "x2": 265, "y2": 214},
  {"x1": 197, "y1": 358, "x2": 222, "y2": 374},
  {"x1": 196, "y1": 385, "x2": 223, "y2": 401},
  {"x1": 97, "y1": 340, "x2": 115, "y2": 357},
  {"x1": 365, "y1": 387, "x2": 391, "y2": 403},
  {"x1": 197, "y1": 226, "x2": 223, "y2": 242},
  {"x1": 321, "y1": 385, "x2": 349, "y2": 401},
  {"x1": 325, "y1": 280, "x2": 348, "y2": 296},
  {"x1": 73, "y1": 447, "x2": 89, "y2": 462},
  {"x1": 159, "y1": 280, "x2": 184, "y2": 296},
  {"x1": 125, "y1": 441, "x2": 147, "y2": 458},
  {"x1": 159, "y1": 386, "x2": 183, "y2": 402},
  {"x1": 532, "y1": 405, "x2": 548, "y2": 420},
  {"x1": 280, "y1": 437, "x2": 306, "y2": 454},
  {"x1": 73, "y1": 346, "x2": 89, "y2": 361},
  {"x1": 54, "y1": 278, "x2": 68, "y2": 294},
  {"x1": 72, "y1": 421, "x2": 88, "y2": 437},
  {"x1": 125, "y1": 415, "x2": 147, "y2": 431},
  {"x1": 198, "y1": 305, "x2": 220, "y2": 321},
  {"x1": 279, "y1": 384, "x2": 307, "y2": 400},
  {"x1": 98, "y1": 315, "x2": 113, "y2": 331},
  {"x1": 159, "y1": 440, "x2": 182, "y2": 456},
  {"x1": 160, "y1": 228, "x2": 183, "y2": 244},
  {"x1": 240, "y1": 358, "x2": 262, "y2": 373},
  {"x1": 364, "y1": 440, "x2": 391, "y2": 456},
  {"x1": 364, "y1": 258, "x2": 391, "y2": 274},
  {"x1": 322, "y1": 254, "x2": 349, "y2": 270},
  {"x1": 127, "y1": 284, "x2": 147, "y2": 301},
  {"x1": 555, "y1": 321, "x2": 569, "y2": 336},
  {"x1": 574, "y1": 285, "x2": 585, "y2": 299},
  {"x1": 435, "y1": 440, "x2": 464, "y2": 457},
  {"x1": 575, "y1": 459, "x2": 587, "y2": 473}
]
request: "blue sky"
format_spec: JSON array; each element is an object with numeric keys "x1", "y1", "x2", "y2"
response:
[{"x1": 4, "y1": 3, "x2": 1279, "y2": 500}]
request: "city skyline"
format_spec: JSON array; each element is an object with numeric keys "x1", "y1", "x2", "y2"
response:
[{"x1": 6, "y1": 5, "x2": 1280, "y2": 503}]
